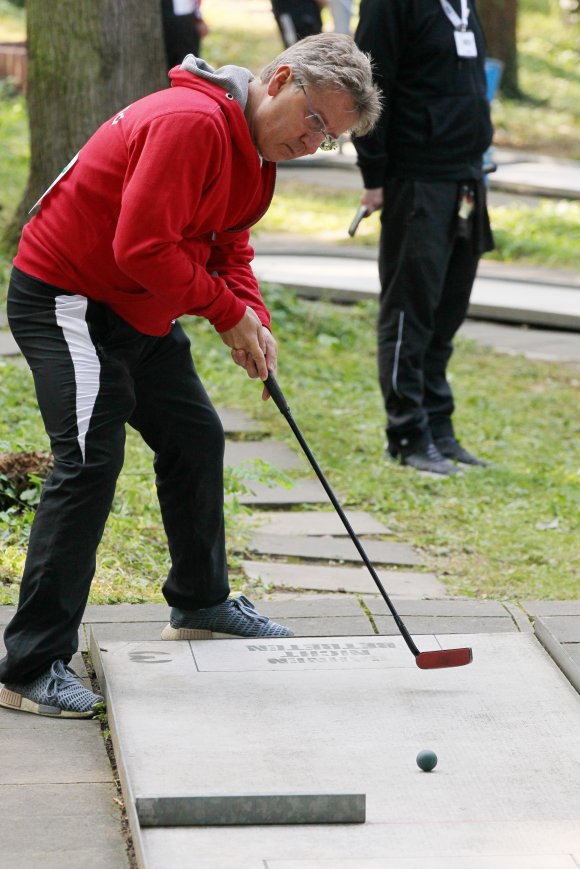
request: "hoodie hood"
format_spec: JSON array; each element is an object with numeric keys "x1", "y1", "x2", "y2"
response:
[{"x1": 178, "y1": 55, "x2": 255, "y2": 110}]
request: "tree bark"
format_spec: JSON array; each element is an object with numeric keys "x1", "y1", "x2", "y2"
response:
[
  {"x1": 4, "y1": 0, "x2": 166, "y2": 247},
  {"x1": 478, "y1": 0, "x2": 519, "y2": 97}
]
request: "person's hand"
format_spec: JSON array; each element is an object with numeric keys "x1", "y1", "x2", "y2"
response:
[
  {"x1": 195, "y1": 18, "x2": 209, "y2": 38},
  {"x1": 230, "y1": 326, "x2": 277, "y2": 401},
  {"x1": 223, "y1": 308, "x2": 277, "y2": 399},
  {"x1": 361, "y1": 187, "x2": 384, "y2": 215}
]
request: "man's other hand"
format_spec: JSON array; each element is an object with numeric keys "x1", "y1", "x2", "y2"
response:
[
  {"x1": 223, "y1": 308, "x2": 277, "y2": 399},
  {"x1": 361, "y1": 187, "x2": 384, "y2": 214}
]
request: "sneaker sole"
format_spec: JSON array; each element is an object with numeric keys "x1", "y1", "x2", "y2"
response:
[
  {"x1": 161, "y1": 625, "x2": 293, "y2": 641},
  {"x1": 401, "y1": 464, "x2": 461, "y2": 477},
  {"x1": 162, "y1": 625, "x2": 214, "y2": 640},
  {"x1": 0, "y1": 685, "x2": 101, "y2": 719}
]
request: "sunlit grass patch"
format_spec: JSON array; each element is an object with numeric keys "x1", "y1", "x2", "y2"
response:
[{"x1": 257, "y1": 178, "x2": 580, "y2": 270}]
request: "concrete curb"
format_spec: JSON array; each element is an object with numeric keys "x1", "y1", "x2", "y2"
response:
[
  {"x1": 534, "y1": 617, "x2": 580, "y2": 695},
  {"x1": 90, "y1": 628, "x2": 146, "y2": 869}
]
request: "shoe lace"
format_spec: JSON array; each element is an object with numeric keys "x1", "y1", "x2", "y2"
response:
[
  {"x1": 425, "y1": 443, "x2": 444, "y2": 461},
  {"x1": 45, "y1": 661, "x2": 84, "y2": 702},
  {"x1": 231, "y1": 595, "x2": 269, "y2": 626}
]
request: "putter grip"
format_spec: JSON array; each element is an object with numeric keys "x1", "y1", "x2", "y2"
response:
[
  {"x1": 265, "y1": 372, "x2": 290, "y2": 414},
  {"x1": 348, "y1": 205, "x2": 368, "y2": 237}
]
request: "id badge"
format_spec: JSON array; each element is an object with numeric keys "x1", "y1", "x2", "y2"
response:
[{"x1": 454, "y1": 30, "x2": 477, "y2": 57}]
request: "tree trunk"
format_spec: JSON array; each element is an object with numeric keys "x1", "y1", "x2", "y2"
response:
[
  {"x1": 4, "y1": 0, "x2": 166, "y2": 247},
  {"x1": 478, "y1": 0, "x2": 519, "y2": 98}
]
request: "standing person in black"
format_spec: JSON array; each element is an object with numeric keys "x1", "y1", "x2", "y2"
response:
[
  {"x1": 161, "y1": 0, "x2": 209, "y2": 70},
  {"x1": 271, "y1": 0, "x2": 325, "y2": 47},
  {"x1": 352, "y1": 0, "x2": 494, "y2": 474}
]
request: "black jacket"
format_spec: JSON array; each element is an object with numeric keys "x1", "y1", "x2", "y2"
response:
[{"x1": 353, "y1": 0, "x2": 493, "y2": 184}]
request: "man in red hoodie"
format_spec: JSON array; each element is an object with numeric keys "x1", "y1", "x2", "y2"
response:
[{"x1": 0, "y1": 34, "x2": 380, "y2": 718}]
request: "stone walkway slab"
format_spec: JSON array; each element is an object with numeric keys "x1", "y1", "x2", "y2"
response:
[
  {"x1": 493, "y1": 159, "x2": 580, "y2": 198},
  {"x1": 92, "y1": 632, "x2": 580, "y2": 869},
  {"x1": 83, "y1": 598, "x2": 374, "y2": 640},
  {"x1": 82, "y1": 621, "x2": 167, "y2": 644},
  {"x1": 236, "y1": 479, "x2": 328, "y2": 506},
  {"x1": 0, "y1": 330, "x2": 20, "y2": 356},
  {"x1": 241, "y1": 561, "x2": 445, "y2": 597},
  {"x1": 363, "y1": 598, "x2": 534, "y2": 636},
  {"x1": 0, "y1": 718, "x2": 115, "y2": 784},
  {"x1": 0, "y1": 783, "x2": 128, "y2": 869},
  {"x1": 362, "y1": 597, "x2": 508, "y2": 616},
  {"x1": 237, "y1": 597, "x2": 375, "y2": 636},
  {"x1": 257, "y1": 596, "x2": 364, "y2": 618},
  {"x1": 89, "y1": 614, "x2": 373, "y2": 640},
  {"x1": 225, "y1": 440, "x2": 303, "y2": 470},
  {"x1": 252, "y1": 255, "x2": 580, "y2": 330},
  {"x1": 255, "y1": 510, "x2": 392, "y2": 536},
  {"x1": 374, "y1": 615, "x2": 516, "y2": 635},
  {"x1": 215, "y1": 407, "x2": 265, "y2": 435},
  {"x1": 82, "y1": 603, "x2": 167, "y2": 622},
  {"x1": 523, "y1": 600, "x2": 580, "y2": 617},
  {"x1": 460, "y1": 320, "x2": 580, "y2": 365},
  {"x1": 248, "y1": 533, "x2": 421, "y2": 566},
  {"x1": 277, "y1": 616, "x2": 373, "y2": 636},
  {"x1": 0, "y1": 606, "x2": 16, "y2": 624},
  {"x1": 0, "y1": 636, "x2": 127, "y2": 868}
]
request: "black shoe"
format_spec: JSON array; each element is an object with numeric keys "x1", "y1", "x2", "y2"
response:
[
  {"x1": 388, "y1": 442, "x2": 460, "y2": 476},
  {"x1": 435, "y1": 436, "x2": 489, "y2": 467}
]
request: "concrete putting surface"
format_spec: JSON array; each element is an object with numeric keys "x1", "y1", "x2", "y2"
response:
[{"x1": 92, "y1": 630, "x2": 580, "y2": 869}]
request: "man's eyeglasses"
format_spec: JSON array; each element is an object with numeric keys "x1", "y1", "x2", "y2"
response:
[{"x1": 300, "y1": 85, "x2": 339, "y2": 152}]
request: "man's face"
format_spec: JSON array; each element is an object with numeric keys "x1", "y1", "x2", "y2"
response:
[{"x1": 251, "y1": 66, "x2": 358, "y2": 162}]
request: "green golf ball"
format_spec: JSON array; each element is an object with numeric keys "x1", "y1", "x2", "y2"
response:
[{"x1": 416, "y1": 749, "x2": 438, "y2": 772}]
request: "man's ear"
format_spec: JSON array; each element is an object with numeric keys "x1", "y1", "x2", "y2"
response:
[{"x1": 267, "y1": 64, "x2": 294, "y2": 96}]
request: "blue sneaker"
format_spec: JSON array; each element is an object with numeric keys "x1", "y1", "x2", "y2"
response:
[
  {"x1": 0, "y1": 660, "x2": 104, "y2": 718},
  {"x1": 161, "y1": 594, "x2": 294, "y2": 640}
]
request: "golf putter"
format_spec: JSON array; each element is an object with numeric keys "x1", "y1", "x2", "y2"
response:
[
  {"x1": 348, "y1": 204, "x2": 368, "y2": 237},
  {"x1": 264, "y1": 373, "x2": 473, "y2": 670}
]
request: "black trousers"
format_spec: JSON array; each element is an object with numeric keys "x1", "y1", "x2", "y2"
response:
[
  {"x1": 271, "y1": 0, "x2": 323, "y2": 46},
  {"x1": 161, "y1": 0, "x2": 201, "y2": 69},
  {"x1": 378, "y1": 178, "x2": 490, "y2": 453},
  {"x1": 0, "y1": 268, "x2": 229, "y2": 684}
]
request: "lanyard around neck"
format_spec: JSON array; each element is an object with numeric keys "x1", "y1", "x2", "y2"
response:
[{"x1": 439, "y1": 0, "x2": 470, "y2": 30}]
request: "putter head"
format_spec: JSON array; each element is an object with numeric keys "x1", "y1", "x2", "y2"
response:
[{"x1": 415, "y1": 647, "x2": 473, "y2": 670}]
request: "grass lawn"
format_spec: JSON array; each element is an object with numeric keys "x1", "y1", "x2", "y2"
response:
[
  {"x1": 0, "y1": 0, "x2": 578, "y2": 606},
  {"x1": 1, "y1": 286, "x2": 579, "y2": 605}
]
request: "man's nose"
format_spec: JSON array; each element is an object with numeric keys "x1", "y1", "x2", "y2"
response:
[{"x1": 301, "y1": 130, "x2": 324, "y2": 154}]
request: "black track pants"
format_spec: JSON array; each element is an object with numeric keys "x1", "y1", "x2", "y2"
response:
[
  {"x1": 0, "y1": 268, "x2": 229, "y2": 684},
  {"x1": 378, "y1": 179, "x2": 481, "y2": 453}
]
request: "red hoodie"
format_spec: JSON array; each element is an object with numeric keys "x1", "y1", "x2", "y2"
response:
[{"x1": 14, "y1": 68, "x2": 276, "y2": 336}]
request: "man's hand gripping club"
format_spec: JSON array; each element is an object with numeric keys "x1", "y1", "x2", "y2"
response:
[{"x1": 220, "y1": 305, "x2": 277, "y2": 400}]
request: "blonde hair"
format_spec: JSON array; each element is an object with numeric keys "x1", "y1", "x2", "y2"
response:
[{"x1": 260, "y1": 33, "x2": 382, "y2": 137}]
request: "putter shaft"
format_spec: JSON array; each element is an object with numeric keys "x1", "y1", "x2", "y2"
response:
[{"x1": 264, "y1": 373, "x2": 473, "y2": 670}]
